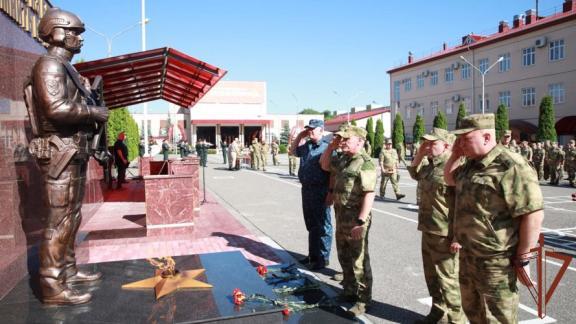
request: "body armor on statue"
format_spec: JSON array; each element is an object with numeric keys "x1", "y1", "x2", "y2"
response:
[{"x1": 25, "y1": 8, "x2": 109, "y2": 305}]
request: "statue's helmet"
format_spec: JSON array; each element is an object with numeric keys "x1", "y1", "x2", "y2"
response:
[{"x1": 38, "y1": 8, "x2": 85, "y2": 43}]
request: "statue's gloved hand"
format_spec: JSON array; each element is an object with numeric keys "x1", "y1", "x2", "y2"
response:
[{"x1": 91, "y1": 106, "x2": 109, "y2": 122}]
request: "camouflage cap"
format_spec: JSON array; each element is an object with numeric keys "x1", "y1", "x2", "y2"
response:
[
  {"x1": 336, "y1": 126, "x2": 367, "y2": 140},
  {"x1": 451, "y1": 113, "x2": 495, "y2": 135},
  {"x1": 422, "y1": 127, "x2": 453, "y2": 143},
  {"x1": 503, "y1": 130, "x2": 512, "y2": 137},
  {"x1": 385, "y1": 138, "x2": 393, "y2": 144}
]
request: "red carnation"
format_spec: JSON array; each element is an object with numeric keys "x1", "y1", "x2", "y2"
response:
[
  {"x1": 232, "y1": 288, "x2": 246, "y2": 305},
  {"x1": 282, "y1": 308, "x2": 290, "y2": 316},
  {"x1": 256, "y1": 265, "x2": 267, "y2": 276}
]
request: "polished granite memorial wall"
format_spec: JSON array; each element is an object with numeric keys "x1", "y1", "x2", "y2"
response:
[{"x1": 0, "y1": 13, "x2": 105, "y2": 299}]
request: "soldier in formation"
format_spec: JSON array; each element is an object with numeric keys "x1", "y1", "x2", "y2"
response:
[
  {"x1": 408, "y1": 128, "x2": 464, "y2": 324},
  {"x1": 260, "y1": 140, "x2": 269, "y2": 171},
  {"x1": 271, "y1": 139, "x2": 280, "y2": 166},
  {"x1": 565, "y1": 140, "x2": 576, "y2": 187},
  {"x1": 321, "y1": 126, "x2": 376, "y2": 317},
  {"x1": 250, "y1": 137, "x2": 262, "y2": 171},
  {"x1": 547, "y1": 142, "x2": 565, "y2": 185},
  {"x1": 379, "y1": 139, "x2": 405, "y2": 200},
  {"x1": 532, "y1": 142, "x2": 546, "y2": 181},
  {"x1": 445, "y1": 114, "x2": 543, "y2": 323},
  {"x1": 288, "y1": 142, "x2": 298, "y2": 176},
  {"x1": 519, "y1": 140, "x2": 533, "y2": 163},
  {"x1": 228, "y1": 138, "x2": 241, "y2": 170}
]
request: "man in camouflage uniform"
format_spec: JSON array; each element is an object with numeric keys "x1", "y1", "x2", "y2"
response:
[
  {"x1": 288, "y1": 142, "x2": 298, "y2": 176},
  {"x1": 445, "y1": 114, "x2": 544, "y2": 324},
  {"x1": 500, "y1": 130, "x2": 513, "y2": 150},
  {"x1": 565, "y1": 140, "x2": 576, "y2": 187},
  {"x1": 271, "y1": 139, "x2": 280, "y2": 166},
  {"x1": 408, "y1": 128, "x2": 465, "y2": 324},
  {"x1": 532, "y1": 142, "x2": 546, "y2": 181},
  {"x1": 519, "y1": 141, "x2": 533, "y2": 163},
  {"x1": 250, "y1": 137, "x2": 262, "y2": 171},
  {"x1": 379, "y1": 139, "x2": 405, "y2": 200},
  {"x1": 260, "y1": 140, "x2": 269, "y2": 171},
  {"x1": 548, "y1": 142, "x2": 565, "y2": 185},
  {"x1": 543, "y1": 140, "x2": 552, "y2": 181},
  {"x1": 328, "y1": 126, "x2": 377, "y2": 317}
]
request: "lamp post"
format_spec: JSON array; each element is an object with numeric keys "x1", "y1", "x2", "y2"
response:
[
  {"x1": 459, "y1": 55, "x2": 504, "y2": 114},
  {"x1": 333, "y1": 90, "x2": 363, "y2": 123},
  {"x1": 86, "y1": 19, "x2": 149, "y2": 57}
]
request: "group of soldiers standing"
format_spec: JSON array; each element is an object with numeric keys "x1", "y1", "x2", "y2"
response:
[
  {"x1": 248, "y1": 138, "x2": 280, "y2": 171},
  {"x1": 500, "y1": 131, "x2": 576, "y2": 187}
]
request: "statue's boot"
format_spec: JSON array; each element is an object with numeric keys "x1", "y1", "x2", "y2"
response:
[
  {"x1": 65, "y1": 269, "x2": 103, "y2": 284},
  {"x1": 43, "y1": 288, "x2": 92, "y2": 305}
]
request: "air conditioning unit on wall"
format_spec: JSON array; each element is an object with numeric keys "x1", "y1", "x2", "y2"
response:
[
  {"x1": 452, "y1": 62, "x2": 461, "y2": 70},
  {"x1": 535, "y1": 36, "x2": 548, "y2": 48},
  {"x1": 452, "y1": 94, "x2": 461, "y2": 102},
  {"x1": 422, "y1": 70, "x2": 430, "y2": 77}
]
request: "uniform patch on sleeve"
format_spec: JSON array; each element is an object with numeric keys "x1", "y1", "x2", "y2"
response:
[{"x1": 45, "y1": 78, "x2": 62, "y2": 96}]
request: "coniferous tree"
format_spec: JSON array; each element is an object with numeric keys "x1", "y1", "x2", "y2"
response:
[
  {"x1": 433, "y1": 111, "x2": 448, "y2": 130},
  {"x1": 351, "y1": 120, "x2": 357, "y2": 126},
  {"x1": 412, "y1": 115, "x2": 425, "y2": 144},
  {"x1": 107, "y1": 107, "x2": 139, "y2": 161},
  {"x1": 280, "y1": 124, "x2": 290, "y2": 145},
  {"x1": 365, "y1": 117, "x2": 375, "y2": 149},
  {"x1": 536, "y1": 96, "x2": 557, "y2": 142},
  {"x1": 392, "y1": 113, "x2": 405, "y2": 151},
  {"x1": 495, "y1": 104, "x2": 510, "y2": 140},
  {"x1": 456, "y1": 102, "x2": 467, "y2": 129},
  {"x1": 374, "y1": 119, "x2": 385, "y2": 158}
]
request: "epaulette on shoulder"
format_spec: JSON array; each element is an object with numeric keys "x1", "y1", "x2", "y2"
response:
[{"x1": 361, "y1": 153, "x2": 372, "y2": 162}]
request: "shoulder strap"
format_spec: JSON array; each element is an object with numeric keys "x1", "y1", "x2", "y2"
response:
[{"x1": 46, "y1": 55, "x2": 94, "y2": 102}]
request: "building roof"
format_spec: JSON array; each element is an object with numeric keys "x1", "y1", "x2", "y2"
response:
[
  {"x1": 387, "y1": 5, "x2": 576, "y2": 74},
  {"x1": 325, "y1": 107, "x2": 390, "y2": 126},
  {"x1": 74, "y1": 47, "x2": 227, "y2": 109}
]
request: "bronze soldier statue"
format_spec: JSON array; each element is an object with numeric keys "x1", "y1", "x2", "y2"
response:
[{"x1": 25, "y1": 8, "x2": 109, "y2": 305}]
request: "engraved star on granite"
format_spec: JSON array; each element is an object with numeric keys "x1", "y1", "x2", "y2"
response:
[{"x1": 122, "y1": 269, "x2": 213, "y2": 300}]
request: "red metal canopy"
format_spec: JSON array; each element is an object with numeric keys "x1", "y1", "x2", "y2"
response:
[{"x1": 74, "y1": 47, "x2": 227, "y2": 109}]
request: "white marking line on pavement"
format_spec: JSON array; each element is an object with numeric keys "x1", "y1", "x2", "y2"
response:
[
  {"x1": 213, "y1": 176, "x2": 235, "y2": 179},
  {"x1": 543, "y1": 200, "x2": 575, "y2": 204},
  {"x1": 417, "y1": 297, "x2": 556, "y2": 323},
  {"x1": 371, "y1": 207, "x2": 417, "y2": 224},
  {"x1": 543, "y1": 196, "x2": 573, "y2": 199},
  {"x1": 246, "y1": 169, "x2": 302, "y2": 188}
]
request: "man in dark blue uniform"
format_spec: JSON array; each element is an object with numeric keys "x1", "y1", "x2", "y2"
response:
[
  {"x1": 113, "y1": 132, "x2": 129, "y2": 189},
  {"x1": 290, "y1": 119, "x2": 332, "y2": 270}
]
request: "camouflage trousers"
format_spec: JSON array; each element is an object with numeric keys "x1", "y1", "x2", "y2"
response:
[
  {"x1": 380, "y1": 172, "x2": 400, "y2": 197},
  {"x1": 459, "y1": 254, "x2": 518, "y2": 324},
  {"x1": 543, "y1": 161, "x2": 550, "y2": 181},
  {"x1": 289, "y1": 156, "x2": 298, "y2": 175},
  {"x1": 566, "y1": 165, "x2": 575, "y2": 186},
  {"x1": 548, "y1": 164, "x2": 562, "y2": 185},
  {"x1": 533, "y1": 161, "x2": 544, "y2": 181},
  {"x1": 334, "y1": 205, "x2": 372, "y2": 303},
  {"x1": 421, "y1": 233, "x2": 465, "y2": 323},
  {"x1": 252, "y1": 152, "x2": 262, "y2": 170}
]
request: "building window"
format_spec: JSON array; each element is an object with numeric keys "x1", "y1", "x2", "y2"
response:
[
  {"x1": 404, "y1": 78, "x2": 412, "y2": 91},
  {"x1": 499, "y1": 91, "x2": 511, "y2": 108},
  {"x1": 522, "y1": 87, "x2": 536, "y2": 106},
  {"x1": 461, "y1": 63, "x2": 471, "y2": 79},
  {"x1": 393, "y1": 81, "x2": 401, "y2": 101},
  {"x1": 430, "y1": 71, "x2": 438, "y2": 86},
  {"x1": 549, "y1": 39, "x2": 565, "y2": 61},
  {"x1": 478, "y1": 95, "x2": 490, "y2": 112},
  {"x1": 416, "y1": 75, "x2": 424, "y2": 89},
  {"x1": 445, "y1": 99, "x2": 454, "y2": 115},
  {"x1": 405, "y1": 105, "x2": 411, "y2": 119},
  {"x1": 445, "y1": 67, "x2": 454, "y2": 83},
  {"x1": 430, "y1": 101, "x2": 438, "y2": 116},
  {"x1": 523, "y1": 47, "x2": 535, "y2": 66},
  {"x1": 548, "y1": 83, "x2": 565, "y2": 104},
  {"x1": 478, "y1": 58, "x2": 489, "y2": 73},
  {"x1": 499, "y1": 53, "x2": 511, "y2": 72}
]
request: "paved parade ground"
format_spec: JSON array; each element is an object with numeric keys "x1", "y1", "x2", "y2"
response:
[{"x1": 202, "y1": 154, "x2": 576, "y2": 323}]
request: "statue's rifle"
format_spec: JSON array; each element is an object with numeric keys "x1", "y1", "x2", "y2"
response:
[{"x1": 89, "y1": 76, "x2": 112, "y2": 187}]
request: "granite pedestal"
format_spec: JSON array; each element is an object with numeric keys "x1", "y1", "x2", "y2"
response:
[{"x1": 0, "y1": 251, "x2": 283, "y2": 323}]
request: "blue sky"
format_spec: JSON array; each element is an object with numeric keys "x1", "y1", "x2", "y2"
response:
[{"x1": 54, "y1": 0, "x2": 557, "y2": 114}]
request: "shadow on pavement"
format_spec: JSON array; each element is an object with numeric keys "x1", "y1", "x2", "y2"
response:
[{"x1": 211, "y1": 231, "x2": 283, "y2": 265}]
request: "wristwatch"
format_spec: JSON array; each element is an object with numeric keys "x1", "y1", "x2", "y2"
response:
[{"x1": 356, "y1": 218, "x2": 365, "y2": 226}]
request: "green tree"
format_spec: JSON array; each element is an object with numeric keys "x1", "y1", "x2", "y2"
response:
[
  {"x1": 495, "y1": 104, "x2": 510, "y2": 140},
  {"x1": 392, "y1": 113, "x2": 405, "y2": 151},
  {"x1": 536, "y1": 96, "x2": 557, "y2": 142},
  {"x1": 323, "y1": 110, "x2": 335, "y2": 120},
  {"x1": 299, "y1": 108, "x2": 322, "y2": 114},
  {"x1": 433, "y1": 111, "x2": 448, "y2": 130},
  {"x1": 456, "y1": 102, "x2": 467, "y2": 129},
  {"x1": 280, "y1": 124, "x2": 291, "y2": 145},
  {"x1": 365, "y1": 117, "x2": 375, "y2": 149},
  {"x1": 374, "y1": 118, "x2": 384, "y2": 158},
  {"x1": 351, "y1": 120, "x2": 357, "y2": 126},
  {"x1": 107, "y1": 107, "x2": 139, "y2": 161},
  {"x1": 412, "y1": 114, "x2": 425, "y2": 144}
]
